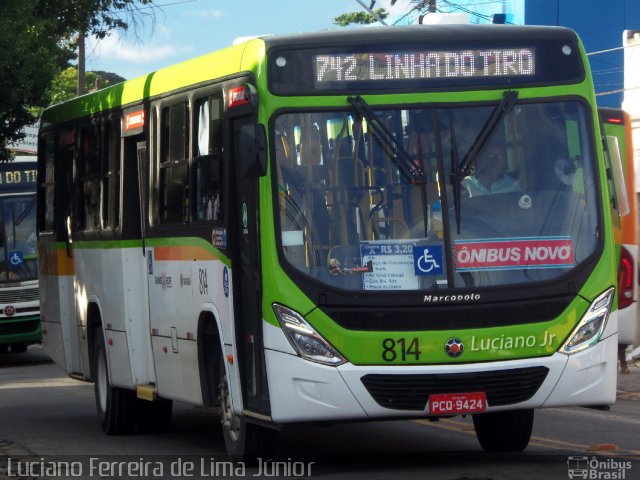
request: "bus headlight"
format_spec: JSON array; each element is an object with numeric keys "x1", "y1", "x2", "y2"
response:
[
  {"x1": 272, "y1": 304, "x2": 346, "y2": 366},
  {"x1": 561, "y1": 288, "x2": 615, "y2": 355}
]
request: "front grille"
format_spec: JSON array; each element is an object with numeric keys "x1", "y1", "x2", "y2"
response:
[
  {"x1": 0, "y1": 287, "x2": 39, "y2": 304},
  {"x1": 323, "y1": 298, "x2": 571, "y2": 331},
  {"x1": 361, "y1": 366, "x2": 549, "y2": 411},
  {"x1": 0, "y1": 320, "x2": 40, "y2": 336}
]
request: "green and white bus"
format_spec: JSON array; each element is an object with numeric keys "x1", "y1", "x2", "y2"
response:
[
  {"x1": 0, "y1": 157, "x2": 39, "y2": 353},
  {"x1": 38, "y1": 25, "x2": 625, "y2": 457}
]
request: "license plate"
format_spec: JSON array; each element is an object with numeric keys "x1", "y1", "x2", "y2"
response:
[{"x1": 428, "y1": 392, "x2": 487, "y2": 415}]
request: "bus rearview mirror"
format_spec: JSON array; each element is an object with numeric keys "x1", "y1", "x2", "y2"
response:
[{"x1": 606, "y1": 135, "x2": 630, "y2": 217}]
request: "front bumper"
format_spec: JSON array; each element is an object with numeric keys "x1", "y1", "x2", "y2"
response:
[{"x1": 264, "y1": 322, "x2": 617, "y2": 423}]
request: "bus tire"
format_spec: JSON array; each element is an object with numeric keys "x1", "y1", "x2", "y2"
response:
[
  {"x1": 10, "y1": 344, "x2": 28, "y2": 353},
  {"x1": 135, "y1": 398, "x2": 173, "y2": 433},
  {"x1": 472, "y1": 408, "x2": 534, "y2": 452},
  {"x1": 218, "y1": 359, "x2": 275, "y2": 462},
  {"x1": 93, "y1": 328, "x2": 136, "y2": 435}
]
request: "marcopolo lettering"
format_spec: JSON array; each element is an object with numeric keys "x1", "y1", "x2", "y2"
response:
[{"x1": 423, "y1": 293, "x2": 481, "y2": 303}]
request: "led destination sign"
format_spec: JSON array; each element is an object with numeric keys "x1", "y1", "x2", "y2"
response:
[
  {"x1": 0, "y1": 164, "x2": 37, "y2": 192},
  {"x1": 314, "y1": 48, "x2": 535, "y2": 84}
]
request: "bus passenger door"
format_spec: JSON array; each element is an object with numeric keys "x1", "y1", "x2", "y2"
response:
[
  {"x1": 39, "y1": 136, "x2": 80, "y2": 374},
  {"x1": 120, "y1": 132, "x2": 154, "y2": 390},
  {"x1": 230, "y1": 117, "x2": 270, "y2": 415}
]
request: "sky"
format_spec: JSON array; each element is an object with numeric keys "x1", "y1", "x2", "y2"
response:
[{"x1": 85, "y1": 0, "x2": 522, "y2": 81}]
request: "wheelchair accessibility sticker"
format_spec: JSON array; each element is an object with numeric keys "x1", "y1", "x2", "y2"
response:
[
  {"x1": 413, "y1": 246, "x2": 444, "y2": 275},
  {"x1": 8, "y1": 251, "x2": 24, "y2": 267}
]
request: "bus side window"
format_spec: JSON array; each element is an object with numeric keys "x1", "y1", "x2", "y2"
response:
[
  {"x1": 101, "y1": 119, "x2": 120, "y2": 229},
  {"x1": 159, "y1": 101, "x2": 190, "y2": 223},
  {"x1": 79, "y1": 124, "x2": 101, "y2": 230},
  {"x1": 39, "y1": 134, "x2": 56, "y2": 233},
  {"x1": 193, "y1": 94, "x2": 223, "y2": 224}
]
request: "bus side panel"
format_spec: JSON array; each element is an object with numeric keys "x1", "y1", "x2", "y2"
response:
[
  {"x1": 72, "y1": 247, "x2": 153, "y2": 389},
  {"x1": 123, "y1": 249, "x2": 155, "y2": 387},
  {"x1": 198, "y1": 258, "x2": 243, "y2": 415},
  {"x1": 147, "y1": 247, "x2": 205, "y2": 405},
  {"x1": 39, "y1": 245, "x2": 79, "y2": 374}
]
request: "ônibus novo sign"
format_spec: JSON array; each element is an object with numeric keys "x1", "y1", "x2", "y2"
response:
[{"x1": 455, "y1": 237, "x2": 575, "y2": 272}]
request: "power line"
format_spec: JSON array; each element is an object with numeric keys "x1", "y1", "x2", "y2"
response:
[
  {"x1": 392, "y1": 0, "x2": 512, "y2": 25},
  {"x1": 591, "y1": 66, "x2": 625, "y2": 74},
  {"x1": 595, "y1": 86, "x2": 640, "y2": 97},
  {"x1": 440, "y1": 0, "x2": 514, "y2": 24},
  {"x1": 587, "y1": 44, "x2": 640, "y2": 56},
  {"x1": 594, "y1": 82, "x2": 624, "y2": 87},
  {"x1": 589, "y1": 57, "x2": 623, "y2": 69}
]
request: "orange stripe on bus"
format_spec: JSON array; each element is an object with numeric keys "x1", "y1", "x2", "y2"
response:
[
  {"x1": 38, "y1": 246, "x2": 75, "y2": 276},
  {"x1": 153, "y1": 245, "x2": 216, "y2": 261}
]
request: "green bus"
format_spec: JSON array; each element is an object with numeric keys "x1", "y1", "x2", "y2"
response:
[
  {"x1": 0, "y1": 157, "x2": 39, "y2": 353},
  {"x1": 38, "y1": 25, "x2": 624, "y2": 458}
]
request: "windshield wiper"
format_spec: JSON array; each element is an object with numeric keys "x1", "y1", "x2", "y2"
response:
[
  {"x1": 347, "y1": 95, "x2": 426, "y2": 184},
  {"x1": 14, "y1": 196, "x2": 36, "y2": 227},
  {"x1": 450, "y1": 90, "x2": 519, "y2": 233}
]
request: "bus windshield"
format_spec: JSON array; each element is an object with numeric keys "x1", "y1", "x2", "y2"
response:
[
  {"x1": 0, "y1": 195, "x2": 38, "y2": 283},
  {"x1": 274, "y1": 100, "x2": 598, "y2": 291}
]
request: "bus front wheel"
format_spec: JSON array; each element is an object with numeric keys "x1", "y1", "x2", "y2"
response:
[
  {"x1": 218, "y1": 359, "x2": 275, "y2": 461},
  {"x1": 472, "y1": 408, "x2": 534, "y2": 452},
  {"x1": 93, "y1": 328, "x2": 136, "y2": 435}
]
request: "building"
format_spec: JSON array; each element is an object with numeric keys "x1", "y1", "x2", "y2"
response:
[{"x1": 525, "y1": 0, "x2": 640, "y2": 108}]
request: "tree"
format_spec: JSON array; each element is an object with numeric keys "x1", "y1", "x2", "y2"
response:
[
  {"x1": 46, "y1": 67, "x2": 126, "y2": 107},
  {"x1": 334, "y1": 8, "x2": 389, "y2": 27},
  {"x1": 0, "y1": 0, "x2": 154, "y2": 162}
]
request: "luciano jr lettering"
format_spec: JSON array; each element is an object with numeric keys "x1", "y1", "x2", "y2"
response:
[{"x1": 470, "y1": 331, "x2": 556, "y2": 351}]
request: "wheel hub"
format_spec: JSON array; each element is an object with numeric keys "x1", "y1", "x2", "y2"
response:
[{"x1": 218, "y1": 374, "x2": 241, "y2": 442}]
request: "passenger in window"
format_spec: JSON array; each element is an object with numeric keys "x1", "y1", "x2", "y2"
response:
[{"x1": 462, "y1": 143, "x2": 521, "y2": 197}]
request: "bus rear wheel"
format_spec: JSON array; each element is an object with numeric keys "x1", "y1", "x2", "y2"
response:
[
  {"x1": 135, "y1": 398, "x2": 173, "y2": 433},
  {"x1": 472, "y1": 409, "x2": 534, "y2": 452},
  {"x1": 93, "y1": 328, "x2": 136, "y2": 435},
  {"x1": 218, "y1": 360, "x2": 275, "y2": 462}
]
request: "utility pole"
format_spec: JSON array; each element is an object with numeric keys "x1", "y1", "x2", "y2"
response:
[
  {"x1": 77, "y1": 31, "x2": 86, "y2": 96},
  {"x1": 418, "y1": 0, "x2": 436, "y2": 24}
]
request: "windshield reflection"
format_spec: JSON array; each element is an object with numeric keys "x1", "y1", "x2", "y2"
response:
[{"x1": 273, "y1": 101, "x2": 598, "y2": 292}]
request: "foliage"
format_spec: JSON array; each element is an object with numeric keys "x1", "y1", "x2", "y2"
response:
[
  {"x1": 0, "y1": 0, "x2": 153, "y2": 162},
  {"x1": 35, "y1": 0, "x2": 155, "y2": 39},
  {"x1": 334, "y1": 8, "x2": 389, "y2": 26},
  {"x1": 0, "y1": 2, "x2": 70, "y2": 161},
  {"x1": 46, "y1": 67, "x2": 126, "y2": 107}
]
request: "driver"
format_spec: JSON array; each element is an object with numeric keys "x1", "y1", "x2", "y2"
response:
[{"x1": 462, "y1": 143, "x2": 521, "y2": 197}]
